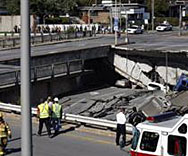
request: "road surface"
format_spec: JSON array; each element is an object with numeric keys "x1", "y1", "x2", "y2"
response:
[
  {"x1": 5, "y1": 113, "x2": 130, "y2": 156},
  {"x1": 1, "y1": 31, "x2": 188, "y2": 62}
]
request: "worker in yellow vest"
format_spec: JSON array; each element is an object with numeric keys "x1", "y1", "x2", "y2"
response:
[
  {"x1": 37, "y1": 99, "x2": 52, "y2": 138},
  {"x1": 51, "y1": 97, "x2": 62, "y2": 135},
  {"x1": 0, "y1": 112, "x2": 11, "y2": 155}
]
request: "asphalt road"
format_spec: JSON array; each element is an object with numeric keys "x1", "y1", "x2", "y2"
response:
[
  {"x1": 1, "y1": 30, "x2": 188, "y2": 62},
  {"x1": 5, "y1": 113, "x2": 130, "y2": 156}
]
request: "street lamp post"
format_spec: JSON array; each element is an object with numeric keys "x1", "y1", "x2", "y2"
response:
[
  {"x1": 125, "y1": 10, "x2": 129, "y2": 43},
  {"x1": 21, "y1": 0, "x2": 32, "y2": 155},
  {"x1": 151, "y1": 0, "x2": 155, "y2": 31},
  {"x1": 88, "y1": 4, "x2": 96, "y2": 31},
  {"x1": 115, "y1": 0, "x2": 118, "y2": 45},
  {"x1": 179, "y1": 4, "x2": 182, "y2": 36}
]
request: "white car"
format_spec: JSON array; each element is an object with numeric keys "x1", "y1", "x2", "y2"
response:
[
  {"x1": 127, "y1": 25, "x2": 143, "y2": 34},
  {"x1": 156, "y1": 24, "x2": 172, "y2": 31}
]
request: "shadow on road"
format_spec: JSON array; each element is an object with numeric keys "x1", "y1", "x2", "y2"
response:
[
  {"x1": 51, "y1": 125, "x2": 81, "y2": 138},
  {"x1": 6, "y1": 147, "x2": 21, "y2": 155}
]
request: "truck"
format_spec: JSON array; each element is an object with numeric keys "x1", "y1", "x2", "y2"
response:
[{"x1": 130, "y1": 112, "x2": 187, "y2": 156}]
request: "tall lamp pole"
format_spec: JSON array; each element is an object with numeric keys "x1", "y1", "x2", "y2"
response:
[
  {"x1": 125, "y1": 10, "x2": 129, "y2": 43},
  {"x1": 151, "y1": 0, "x2": 155, "y2": 31},
  {"x1": 115, "y1": 0, "x2": 118, "y2": 45},
  {"x1": 179, "y1": 4, "x2": 182, "y2": 36},
  {"x1": 21, "y1": 0, "x2": 32, "y2": 155}
]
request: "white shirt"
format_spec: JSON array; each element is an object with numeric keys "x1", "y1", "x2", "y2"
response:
[{"x1": 116, "y1": 112, "x2": 126, "y2": 124}]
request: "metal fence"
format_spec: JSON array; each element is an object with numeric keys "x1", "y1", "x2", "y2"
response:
[
  {"x1": 0, "y1": 59, "x2": 83, "y2": 87},
  {"x1": 0, "y1": 102, "x2": 133, "y2": 132},
  {"x1": 0, "y1": 31, "x2": 93, "y2": 49}
]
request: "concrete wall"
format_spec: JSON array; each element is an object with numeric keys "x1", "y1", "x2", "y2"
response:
[
  {"x1": 0, "y1": 74, "x2": 82, "y2": 106},
  {"x1": 0, "y1": 15, "x2": 33, "y2": 32}
]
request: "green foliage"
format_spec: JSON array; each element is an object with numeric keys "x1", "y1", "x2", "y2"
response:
[
  {"x1": 4, "y1": 0, "x2": 78, "y2": 16},
  {"x1": 45, "y1": 17, "x2": 70, "y2": 24},
  {"x1": 146, "y1": 0, "x2": 169, "y2": 17},
  {"x1": 5, "y1": 0, "x2": 20, "y2": 15},
  {"x1": 66, "y1": 26, "x2": 75, "y2": 33},
  {"x1": 155, "y1": 17, "x2": 179, "y2": 26}
]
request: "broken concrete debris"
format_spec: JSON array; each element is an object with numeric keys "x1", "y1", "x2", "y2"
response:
[{"x1": 62, "y1": 87, "x2": 184, "y2": 124}]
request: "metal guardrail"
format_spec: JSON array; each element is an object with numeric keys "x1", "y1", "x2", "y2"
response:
[
  {"x1": 0, "y1": 102, "x2": 133, "y2": 132},
  {"x1": 0, "y1": 31, "x2": 93, "y2": 49},
  {"x1": 0, "y1": 60, "x2": 83, "y2": 87}
]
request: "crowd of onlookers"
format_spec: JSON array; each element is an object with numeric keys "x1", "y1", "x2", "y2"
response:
[{"x1": 12, "y1": 24, "x2": 103, "y2": 34}]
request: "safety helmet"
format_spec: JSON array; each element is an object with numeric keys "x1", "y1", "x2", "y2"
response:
[
  {"x1": 0, "y1": 112, "x2": 3, "y2": 118},
  {"x1": 54, "y1": 97, "x2": 59, "y2": 102}
]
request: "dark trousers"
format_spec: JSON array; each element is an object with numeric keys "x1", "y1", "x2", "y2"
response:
[
  {"x1": 116, "y1": 124, "x2": 126, "y2": 145},
  {"x1": 52, "y1": 118, "x2": 61, "y2": 133},
  {"x1": 38, "y1": 117, "x2": 51, "y2": 136}
]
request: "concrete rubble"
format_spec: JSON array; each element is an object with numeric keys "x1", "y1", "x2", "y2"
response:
[{"x1": 61, "y1": 87, "x2": 178, "y2": 122}]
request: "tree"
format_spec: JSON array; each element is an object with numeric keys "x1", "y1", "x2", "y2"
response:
[
  {"x1": 146, "y1": 0, "x2": 169, "y2": 17},
  {"x1": 5, "y1": 0, "x2": 20, "y2": 15}
]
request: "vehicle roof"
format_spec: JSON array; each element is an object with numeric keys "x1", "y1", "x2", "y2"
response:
[{"x1": 137, "y1": 115, "x2": 181, "y2": 132}]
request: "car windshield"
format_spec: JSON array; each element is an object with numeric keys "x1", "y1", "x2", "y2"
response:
[
  {"x1": 131, "y1": 128, "x2": 140, "y2": 150},
  {"x1": 160, "y1": 24, "x2": 169, "y2": 26},
  {"x1": 130, "y1": 26, "x2": 138, "y2": 29}
]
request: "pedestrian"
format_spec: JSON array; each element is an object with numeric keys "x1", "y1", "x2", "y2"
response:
[
  {"x1": 0, "y1": 112, "x2": 11, "y2": 155},
  {"x1": 46, "y1": 96, "x2": 53, "y2": 128},
  {"x1": 51, "y1": 97, "x2": 62, "y2": 135},
  {"x1": 116, "y1": 108, "x2": 126, "y2": 148},
  {"x1": 37, "y1": 98, "x2": 52, "y2": 138}
]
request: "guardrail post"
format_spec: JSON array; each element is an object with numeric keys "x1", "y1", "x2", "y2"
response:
[
  {"x1": 13, "y1": 38, "x2": 16, "y2": 47},
  {"x1": 34, "y1": 67, "x2": 37, "y2": 81},
  {"x1": 81, "y1": 59, "x2": 85, "y2": 72},
  {"x1": 2, "y1": 40, "x2": 5, "y2": 48},
  {"x1": 49, "y1": 33, "x2": 53, "y2": 42},
  {"x1": 51, "y1": 64, "x2": 54, "y2": 78},
  {"x1": 15, "y1": 71, "x2": 19, "y2": 85},
  {"x1": 66, "y1": 62, "x2": 70, "y2": 75},
  {"x1": 41, "y1": 32, "x2": 44, "y2": 43}
]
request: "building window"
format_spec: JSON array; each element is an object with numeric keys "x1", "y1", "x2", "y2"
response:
[
  {"x1": 178, "y1": 123, "x2": 187, "y2": 134},
  {"x1": 91, "y1": 12, "x2": 98, "y2": 16},
  {"x1": 168, "y1": 135, "x2": 186, "y2": 155},
  {"x1": 140, "y1": 131, "x2": 159, "y2": 152}
]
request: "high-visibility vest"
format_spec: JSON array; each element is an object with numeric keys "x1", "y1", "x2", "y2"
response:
[
  {"x1": 38, "y1": 102, "x2": 49, "y2": 118},
  {"x1": 0, "y1": 122, "x2": 10, "y2": 137},
  {"x1": 52, "y1": 103, "x2": 61, "y2": 118}
]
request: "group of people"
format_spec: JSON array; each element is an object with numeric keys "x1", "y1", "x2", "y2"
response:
[
  {"x1": 115, "y1": 107, "x2": 145, "y2": 149},
  {"x1": 37, "y1": 96, "x2": 62, "y2": 138}
]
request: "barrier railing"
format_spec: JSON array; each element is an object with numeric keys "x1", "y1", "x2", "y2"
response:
[
  {"x1": 0, "y1": 102, "x2": 133, "y2": 132},
  {"x1": 0, "y1": 31, "x2": 93, "y2": 49},
  {"x1": 0, "y1": 59, "x2": 83, "y2": 87}
]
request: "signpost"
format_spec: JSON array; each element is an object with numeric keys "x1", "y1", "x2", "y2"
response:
[{"x1": 175, "y1": 1, "x2": 185, "y2": 36}]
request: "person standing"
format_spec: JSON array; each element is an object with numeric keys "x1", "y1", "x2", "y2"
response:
[
  {"x1": 51, "y1": 97, "x2": 62, "y2": 135},
  {"x1": 116, "y1": 108, "x2": 126, "y2": 147},
  {"x1": 37, "y1": 99, "x2": 52, "y2": 138},
  {"x1": 0, "y1": 112, "x2": 11, "y2": 155}
]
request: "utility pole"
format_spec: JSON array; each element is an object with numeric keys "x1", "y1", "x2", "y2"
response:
[
  {"x1": 114, "y1": 0, "x2": 118, "y2": 45},
  {"x1": 119, "y1": 0, "x2": 122, "y2": 31},
  {"x1": 21, "y1": 0, "x2": 32, "y2": 156},
  {"x1": 125, "y1": 10, "x2": 129, "y2": 43},
  {"x1": 179, "y1": 4, "x2": 182, "y2": 36},
  {"x1": 151, "y1": 0, "x2": 155, "y2": 31}
]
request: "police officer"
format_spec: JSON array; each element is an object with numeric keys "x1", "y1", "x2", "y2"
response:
[
  {"x1": 37, "y1": 99, "x2": 52, "y2": 137},
  {"x1": 0, "y1": 112, "x2": 11, "y2": 155},
  {"x1": 51, "y1": 97, "x2": 62, "y2": 135},
  {"x1": 116, "y1": 108, "x2": 126, "y2": 147}
]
